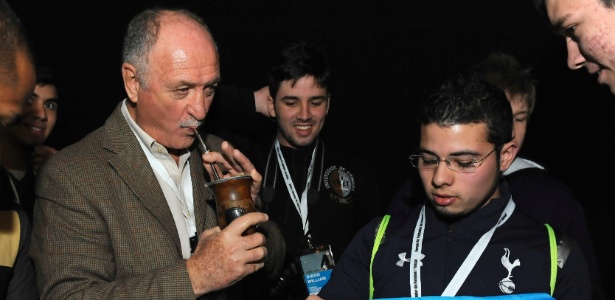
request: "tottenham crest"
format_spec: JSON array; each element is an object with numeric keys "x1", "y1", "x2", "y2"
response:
[
  {"x1": 324, "y1": 165, "x2": 355, "y2": 204},
  {"x1": 499, "y1": 248, "x2": 521, "y2": 294}
]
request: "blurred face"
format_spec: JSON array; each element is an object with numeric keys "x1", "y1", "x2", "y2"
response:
[
  {"x1": 267, "y1": 76, "x2": 330, "y2": 149},
  {"x1": 0, "y1": 50, "x2": 36, "y2": 134},
  {"x1": 124, "y1": 14, "x2": 220, "y2": 154},
  {"x1": 418, "y1": 123, "x2": 505, "y2": 219},
  {"x1": 8, "y1": 83, "x2": 58, "y2": 145},
  {"x1": 507, "y1": 93, "x2": 529, "y2": 152},
  {"x1": 546, "y1": 0, "x2": 615, "y2": 94}
]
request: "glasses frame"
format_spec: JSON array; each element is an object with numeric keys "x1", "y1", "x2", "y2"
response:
[{"x1": 409, "y1": 148, "x2": 497, "y2": 173}]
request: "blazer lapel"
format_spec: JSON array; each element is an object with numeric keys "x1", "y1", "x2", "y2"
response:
[
  {"x1": 190, "y1": 147, "x2": 217, "y2": 236},
  {"x1": 104, "y1": 103, "x2": 182, "y2": 254}
]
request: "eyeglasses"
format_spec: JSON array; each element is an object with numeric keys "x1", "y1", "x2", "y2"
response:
[{"x1": 409, "y1": 148, "x2": 497, "y2": 173}]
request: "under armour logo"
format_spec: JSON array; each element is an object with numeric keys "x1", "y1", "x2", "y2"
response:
[{"x1": 396, "y1": 252, "x2": 425, "y2": 268}]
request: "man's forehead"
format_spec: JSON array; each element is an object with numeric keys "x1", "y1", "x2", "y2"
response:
[
  {"x1": 277, "y1": 78, "x2": 328, "y2": 96},
  {"x1": 421, "y1": 123, "x2": 490, "y2": 143}
]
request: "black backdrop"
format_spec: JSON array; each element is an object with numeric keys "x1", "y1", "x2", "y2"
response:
[{"x1": 9, "y1": 0, "x2": 613, "y2": 293}]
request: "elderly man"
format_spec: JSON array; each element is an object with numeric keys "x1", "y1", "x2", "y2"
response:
[{"x1": 30, "y1": 7, "x2": 283, "y2": 299}]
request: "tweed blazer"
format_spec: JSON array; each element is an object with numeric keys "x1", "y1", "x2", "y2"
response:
[{"x1": 30, "y1": 101, "x2": 283, "y2": 299}]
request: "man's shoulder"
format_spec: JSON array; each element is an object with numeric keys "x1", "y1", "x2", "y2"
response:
[
  {"x1": 505, "y1": 160, "x2": 578, "y2": 204},
  {"x1": 49, "y1": 126, "x2": 106, "y2": 158},
  {"x1": 38, "y1": 124, "x2": 115, "y2": 182}
]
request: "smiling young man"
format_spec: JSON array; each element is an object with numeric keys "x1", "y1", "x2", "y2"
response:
[
  {"x1": 310, "y1": 72, "x2": 591, "y2": 299},
  {"x1": 0, "y1": 65, "x2": 60, "y2": 223},
  {"x1": 534, "y1": 0, "x2": 615, "y2": 95},
  {"x1": 217, "y1": 42, "x2": 381, "y2": 299}
]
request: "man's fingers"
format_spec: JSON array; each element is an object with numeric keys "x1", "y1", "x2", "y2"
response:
[{"x1": 223, "y1": 212, "x2": 268, "y2": 236}]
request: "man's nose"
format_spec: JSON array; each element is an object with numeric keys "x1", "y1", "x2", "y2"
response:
[{"x1": 566, "y1": 37, "x2": 586, "y2": 70}]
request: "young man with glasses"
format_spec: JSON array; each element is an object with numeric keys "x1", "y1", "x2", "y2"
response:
[{"x1": 308, "y1": 72, "x2": 590, "y2": 299}]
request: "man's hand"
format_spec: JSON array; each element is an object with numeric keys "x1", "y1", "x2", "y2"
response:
[
  {"x1": 186, "y1": 212, "x2": 268, "y2": 296},
  {"x1": 254, "y1": 86, "x2": 271, "y2": 117},
  {"x1": 32, "y1": 145, "x2": 58, "y2": 172},
  {"x1": 201, "y1": 141, "x2": 262, "y2": 201}
]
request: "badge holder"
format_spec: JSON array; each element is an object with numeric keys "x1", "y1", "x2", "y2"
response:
[{"x1": 299, "y1": 240, "x2": 335, "y2": 295}]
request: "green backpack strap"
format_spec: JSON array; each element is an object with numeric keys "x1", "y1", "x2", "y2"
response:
[
  {"x1": 547, "y1": 223, "x2": 574, "y2": 298},
  {"x1": 370, "y1": 214, "x2": 390, "y2": 300},
  {"x1": 545, "y1": 224, "x2": 556, "y2": 296}
]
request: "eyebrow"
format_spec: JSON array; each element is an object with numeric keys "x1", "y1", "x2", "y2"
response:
[
  {"x1": 205, "y1": 76, "x2": 221, "y2": 87},
  {"x1": 551, "y1": 13, "x2": 571, "y2": 33},
  {"x1": 513, "y1": 109, "x2": 529, "y2": 114},
  {"x1": 417, "y1": 149, "x2": 480, "y2": 157},
  {"x1": 280, "y1": 95, "x2": 327, "y2": 101},
  {"x1": 176, "y1": 76, "x2": 220, "y2": 89}
]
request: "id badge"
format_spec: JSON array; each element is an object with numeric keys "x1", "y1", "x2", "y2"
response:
[{"x1": 299, "y1": 244, "x2": 335, "y2": 295}]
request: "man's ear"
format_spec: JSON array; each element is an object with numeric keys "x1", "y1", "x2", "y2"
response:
[
  {"x1": 325, "y1": 95, "x2": 331, "y2": 114},
  {"x1": 122, "y1": 62, "x2": 139, "y2": 104},
  {"x1": 499, "y1": 141, "x2": 518, "y2": 172},
  {"x1": 267, "y1": 95, "x2": 276, "y2": 118}
]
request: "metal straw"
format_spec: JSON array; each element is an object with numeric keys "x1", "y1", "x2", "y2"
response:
[{"x1": 194, "y1": 131, "x2": 220, "y2": 180}]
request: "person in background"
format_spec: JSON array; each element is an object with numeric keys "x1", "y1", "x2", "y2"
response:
[
  {"x1": 0, "y1": 65, "x2": 60, "y2": 223},
  {"x1": 389, "y1": 52, "x2": 606, "y2": 299},
  {"x1": 0, "y1": 1, "x2": 35, "y2": 134},
  {"x1": 533, "y1": 0, "x2": 615, "y2": 95},
  {"x1": 0, "y1": 0, "x2": 39, "y2": 299},
  {"x1": 311, "y1": 72, "x2": 590, "y2": 299},
  {"x1": 210, "y1": 42, "x2": 381, "y2": 299},
  {"x1": 471, "y1": 52, "x2": 605, "y2": 299},
  {"x1": 29, "y1": 7, "x2": 284, "y2": 299}
]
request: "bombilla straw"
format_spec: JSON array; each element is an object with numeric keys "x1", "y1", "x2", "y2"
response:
[{"x1": 194, "y1": 131, "x2": 221, "y2": 180}]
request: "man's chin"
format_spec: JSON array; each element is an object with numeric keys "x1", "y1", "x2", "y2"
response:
[
  {"x1": 595, "y1": 70, "x2": 615, "y2": 95},
  {"x1": 433, "y1": 206, "x2": 465, "y2": 223}
]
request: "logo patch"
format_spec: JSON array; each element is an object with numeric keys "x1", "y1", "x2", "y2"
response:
[
  {"x1": 323, "y1": 165, "x2": 355, "y2": 204},
  {"x1": 499, "y1": 248, "x2": 521, "y2": 294}
]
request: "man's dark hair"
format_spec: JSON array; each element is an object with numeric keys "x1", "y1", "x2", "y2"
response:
[
  {"x1": 268, "y1": 42, "x2": 331, "y2": 99},
  {"x1": 0, "y1": 0, "x2": 34, "y2": 85},
  {"x1": 419, "y1": 72, "x2": 513, "y2": 148},
  {"x1": 36, "y1": 65, "x2": 61, "y2": 100}
]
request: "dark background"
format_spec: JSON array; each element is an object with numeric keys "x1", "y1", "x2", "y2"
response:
[{"x1": 9, "y1": 0, "x2": 613, "y2": 295}]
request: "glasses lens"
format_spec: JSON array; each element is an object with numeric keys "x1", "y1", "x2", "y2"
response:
[
  {"x1": 447, "y1": 158, "x2": 477, "y2": 173},
  {"x1": 409, "y1": 155, "x2": 421, "y2": 168},
  {"x1": 410, "y1": 154, "x2": 479, "y2": 173},
  {"x1": 410, "y1": 155, "x2": 438, "y2": 169}
]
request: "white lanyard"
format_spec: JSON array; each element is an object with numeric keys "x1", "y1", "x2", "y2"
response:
[
  {"x1": 139, "y1": 142, "x2": 195, "y2": 231},
  {"x1": 274, "y1": 139, "x2": 318, "y2": 235},
  {"x1": 409, "y1": 197, "x2": 515, "y2": 297}
]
